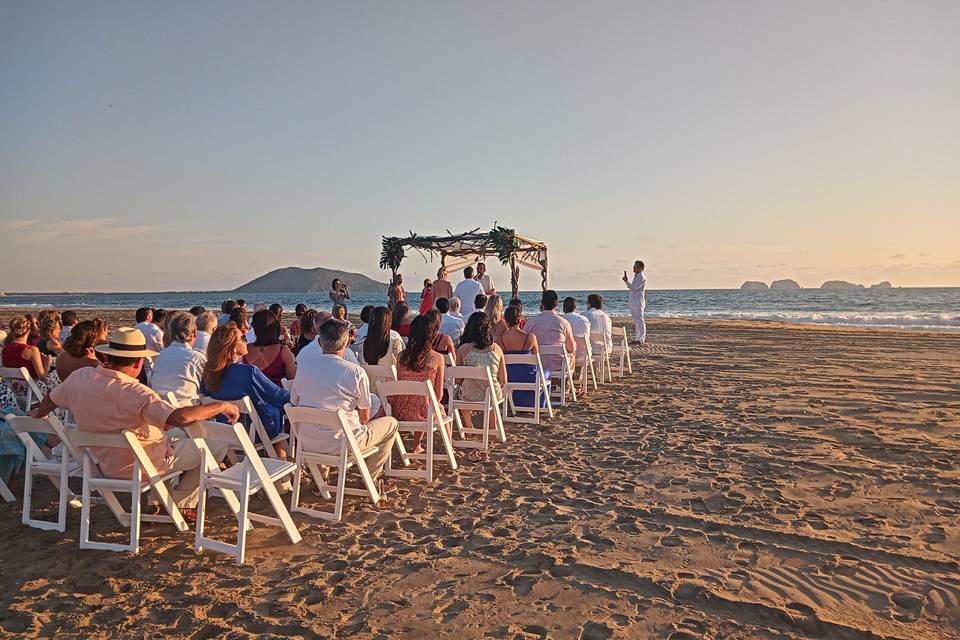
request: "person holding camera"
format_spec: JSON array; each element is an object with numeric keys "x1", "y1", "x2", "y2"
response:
[{"x1": 329, "y1": 278, "x2": 351, "y2": 313}]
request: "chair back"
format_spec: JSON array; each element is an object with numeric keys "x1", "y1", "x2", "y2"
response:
[
  {"x1": 575, "y1": 336, "x2": 593, "y2": 362},
  {"x1": 538, "y1": 345, "x2": 567, "y2": 365},
  {"x1": 0, "y1": 366, "x2": 43, "y2": 410},
  {"x1": 361, "y1": 364, "x2": 397, "y2": 396},
  {"x1": 443, "y1": 352, "x2": 456, "y2": 367},
  {"x1": 6, "y1": 414, "x2": 60, "y2": 437},
  {"x1": 192, "y1": 420, "x2": 275, "y2": 483},
  {"x1": 280, "y1": 378, "x2": 292, "y2": 391},
  {"x1": 284, "y1": 406, "x2": 359, "y2": 453},
  {"x1": 378, "y1": 379, "x2": 444, "y2": 423}
]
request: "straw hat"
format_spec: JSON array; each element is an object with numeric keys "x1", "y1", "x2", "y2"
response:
[{"x1": 94, "y1": 327, "x2": 158, "y2": 358}]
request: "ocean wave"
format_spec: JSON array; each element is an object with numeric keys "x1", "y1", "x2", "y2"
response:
[{"x1": 652, "y1": 310, "x2": 960, "y2": 330}]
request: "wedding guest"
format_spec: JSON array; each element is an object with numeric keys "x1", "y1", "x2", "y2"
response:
[
  {"x1": 189, "y1": 306, "x2": 206, "y2": 317},
  {"x1": 55, "y1": 320, "x2": 103, "y2": 381},
  {"x1": 394, "y1": 314, "x2": 447, "y2": 453},
  {"x1": 290, "y1": 303, "x2": 307, "y2": 340},
  {"x1": 453, "y1": 266, "x2": 484, "y2": 311},
  {"x1": 561, "y1": 296, "x2": 592, "y2": 340},
  {"x1": 244, "y1": 309, "x2": 296, "y2": 387},
  {"x1": 474, "y1": 294, "x2": 488, "y2": 314},
  {"x1": 38, "y1": 312, "x2": 64, "y2": 357},
  {"x1": 388, "y1": 274, "x2": 406, "y2": 309},
  {"x1": 475, "y1": 262, "x2": 496, "y2": 296},
  {"x1": 59, "y1": 310, "x2": 79, "y2": 343},
  {"x1": 269, "y1": 303, "x2": 291, "y2": 344},
  {"x1": 392, "y1": 301, "x2": 412, "y2": 338},
  {"x1": 218, "y1": 300, "x2": 238, "y2": 327},
  {"x1": 419, "y1": 279, "x2": 434, "y2": 315},
  {"x1": 456, "y1": 312, "x2": 506, "y2": 454},
  {"x1": 448, "y1": 296, "x2": 464, "y2": 321},
  {"x1": 330, "y1": 279, "x2": 350, "y2": 312},
  {"x1": 151, "y1": 311, "x2": 206, "y2": 406},
  {"x1": 583, "y1": 294, "x2": 614, "y2": 352},
  {"x1": 436, "y1": 297, "x2": 465, "y2": 342},
  {"x1": 228, "y1": 306, "x2": 249, "y2": 338},
  {"x1": 485, "y1": 294, "x2": 507, "y2": 342},
  {"x1": 432, "y1": 267, "x2": 454, "y2": 302},
  {"x1": 135, "y1": 307, "x2": 164, "y2": 353},
  {"x1": 523, "y1": 290, "x2": 576, "y2": 373},
  {"x1": 426, "y1": 309, "x2": 456, "y2": 362},
  {"x1": 194, "y1": 311, "x2": 217, "y2": 352},
  {"x1": 202, "y1": 325, "x2": 290, "y2": 460},
  {"x1": 361, "y1": 307, "x2": 404, "y2": 366},
  {"x1": 3, "y1": 316, "x2": 57, "y2": 394},
  {"x1": 355, "y1": 305, "x2": 375, "y2": 343},
  {"x1": 293, "y1": 309, "x2": 320, "y2": 356},
  {"x1": 332, "y1": 304, "x2": 347, "y2": 321}
]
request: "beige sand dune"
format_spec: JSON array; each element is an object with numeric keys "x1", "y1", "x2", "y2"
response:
[{"x1": 1, "y1": 317, "x2": 958, "y2": 638}]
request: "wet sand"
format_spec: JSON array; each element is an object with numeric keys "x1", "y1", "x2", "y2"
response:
[{"x1": 1, "y1": 317, "x2": 959, "y2": 638}]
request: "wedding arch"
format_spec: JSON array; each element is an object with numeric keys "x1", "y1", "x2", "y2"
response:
[{"x1": 379, "y1": 226, "x2": 549, "y2": 299}]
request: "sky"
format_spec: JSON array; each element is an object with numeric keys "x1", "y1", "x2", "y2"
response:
[{"x1": 1, "y1": 1, "x2": 958, "y2": 292}]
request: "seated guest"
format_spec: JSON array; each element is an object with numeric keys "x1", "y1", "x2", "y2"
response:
[
  {"x1": 229, "y1": 306, "x2": 249, "y2": 339},
  {"x1": 246, "y1": 304, "x2": 268, "y2": 340},
  {"x1": 362, "y1": 307, "x2": 404, "y2": 366},
  {"x1": 426, "y1": 310, "x2": 456, "y2": 361},
  {"x1": 296, "y1": 310, "x2": 361, "y2": 366},
  {"x1": 583, "y1": 294, "x2": 614, "y2": 352},
  {"x1": 522, "y1": 290, "x2": 576, "y2": 374},
  {"x1": 218, "y1": 300, "x2": 237, "y2": 326},
  {"x1": 38, "y1": 311, "x2": 64, "y2": 357},
  {"x1": 485, "y1": 294, "x2": 507, "y2": 343},
  {"x1": 290, "y1": 303, "x2": 307, "y2": 340},
  {"x1": 3, "y1": 316, "x2": 58, "y2": 394},
  {"x1": 448, "y1": 295, "x2": 464, "y2": 321},
  {"x1": 151, "y1": 311, "x2": 206, "y2": 406},
  {"x1": 25, "y1": 314, "x2": 40, "y2": 346},
  {"x1": 269, "y1": 303, "x2": 291, "y2": 345},
  {"x1": 59, "y1": 310, "x2": 79, "y2": 343},
  {"x1": 293, "y1": 309, "x2": 320, "y2": 356},
  {"x1": 135, "y1": 307, "x2": 165, "y2": 353},
  {"x1": 189, "y1": 306, "x2": 206, "y2": 317},
  {"x1": 391, "y1": 301, "x2": 412, "y2": 338},
  {"x1": 474, "y1": 294, "x2": 488, "y2": 314},
  {"x1": 498, "y1": 305, "x2": 549, "y2": 408},
  {"x1": 456, "y1": 313, "x2": 506, "y2": 437},
  {"x1": 394, "y1": 314, "x2": 447, "y2": 453},
  {"x1": 508, "y1": 298, "x2": 526, "y2": 329},
  {"x1": 561, "y1": 296, "x2": 592, "y2": 340},
  {"x1": 194, "y1": 311, "x2": 217, "y2": 352},
  {"x1": 201, "y1": 325, "x2": 290, "y2": 460},
  {"x1": 453, "y1": 266, "x2": 484, "y2": 312},
  {"x1": 244, "y1": 309, "x2": 296, "y2": 387},
  {"x1": 56, "y1": 320, "x2": 105, "y2": 381},
  {"x1": 332, "y1": 304, "x2": 347, "y2": 321},
  {"x1": 436, "y1": 297, "x2": 465, "y2": 343},
  {"x1": 290, "y1": 319, "x2": 399, "y2": 483},
  {"x1": 152, "y1": 309, "x2": 168, "y2": 335},
  {"x1": 355, "y1": 305, "x2": 375, "y2": 344},
  {"x1": 35, "y1": 327, "x2": 235, "y2": 516}
]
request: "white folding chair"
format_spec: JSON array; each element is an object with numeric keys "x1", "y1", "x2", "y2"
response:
[
  {"x1": 280, "y1": 378, "x2": 293, "y2": 392},
  {"x1": 199, "y1": 395, "x2": 288, "y2": 460},
  {"x1": 381, "y1": 380, "x2": 457, "y2": 483},
  {"x1": 446, "y1": 365, "x2": 506, "y2": 450},
  {"x1": 539, "y1": 345, "x2": 577, "y2": 405},
  {"x1": 361, "y1": 364, "x2": 398, "y2": 395},
  {"x1": 502, "y1": 353, "x2": 554, "y2": 425},
  {"x1": 574, "y1": 336, "x2": 598, "y2": 395},
  {"x1": 70, "y1": 430, "x2": 188, "y2": 554},
  {"x1": 285, "y1": 406, "x2": 395, "y2": 521},
  {"x1": 443, "y1": 352, "x2": 456, "y2": 367},
  {"x1": 0, "y1": 367, "x2": 44, "y2": 411},
  {"x1": 612, "y1": 327, "x2": 633, "y2": 376},
  {"x1": 193, "y1": 420, "x2": 301, "y2": 564},
  {"x1": 590, "y1": 332, "x2": 613, "y2": 383},
  {"x1": 6, "y1": 414, "x2": 82, "y2": 531}
]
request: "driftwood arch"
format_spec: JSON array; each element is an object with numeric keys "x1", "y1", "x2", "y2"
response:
[{"x1": 380, "y1": 227, "x2": 548, "y2": 299}]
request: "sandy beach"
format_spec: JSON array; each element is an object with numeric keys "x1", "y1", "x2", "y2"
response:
[{"x1": 1, "y1": 316, "x2": 958, "y2": 639}]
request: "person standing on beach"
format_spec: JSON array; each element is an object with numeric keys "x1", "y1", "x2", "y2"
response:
[
  {"x1": 329, "y1": 279, "x2": 350, "y2": 313},
  {"x1": 623, "y1": 260, "x2": 647, "y2": 345},
  {"x1": 388, "y1": 274, "x2": 406, "y2": 310},
  {"x1": 432, "y1": 267, "x2": 454, "y2": 303}
]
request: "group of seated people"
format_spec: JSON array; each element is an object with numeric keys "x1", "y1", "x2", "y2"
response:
[{"x1": 2, "y1": 283, "x2": 616, "y2": 520}]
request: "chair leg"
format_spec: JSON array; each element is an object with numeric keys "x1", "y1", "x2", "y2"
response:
[
  {"x1": 57, "y1": 454, "x2": 69, "y2": 532},
  {"x1": 195, "y1": 465, "x2": 207, "y2": 552},
  {"x1": 80, "y1": 458, "x2": 92, "y2": 548},
  {"x1": 334, "y1": 456, "x2": 346, "y2": 521},
  {"x1": 425, "y1": 427, "x2": 434, "y2": 483},
  {"x1": 290, "y1": 448, "x2": 303, "y2": 513},
  {"x1": 236, "y1": 475, "x2": 251, "y2": 565},
  {"x1": 0, "y1": 478, "x2": 14, "y2": 503},
  {"x1": 21, "y1": 450, "x2": 34, "y2": 523},
  {"x1": 129, "y1": 480, "x2": 141, "y2": 554}
]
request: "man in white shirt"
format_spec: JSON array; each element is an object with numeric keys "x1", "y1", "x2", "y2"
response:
[
  {"x1": 296, "y1": 311, "x2": 360, "y2": 366},
  {"x1": 290, "y1": 319, "x2": 399, "y2": 479},
  {"x1": 448, "y1": 296, "x2": 463, "y2": 321},
  {"x1": 453, "y1": 266, "x2": 485, "y2": 313},
  {"x1": 354, "y1": 305, "x2": 374, "y2": 344},
  {"x1": 582, "y1": 294, "x2": 614, "y2": 352},
  {"x1": 194, "y1": 311, "x2": 216, "y2": 352},
  {"x1": 622, "y1": 260, "x2": 647, "y2": 344},
  {"x1": 150, "y1": 311, "x2": 206, "y2": 405},
  {"x1": 436, "y1": 297, "x2": 465, "y2": 342},
  {"x1": 475, "y1": 262, "x2": 496, "y2": 296},
  {"x1": 218, "y1": 300, "x2": 237, "y2": 327},
  {"x1": 134, "y1": 307, "x2": 164, "y2": 353},
  {"x1": 561, "y1": 297, "x2": 591, "y2": 340}
]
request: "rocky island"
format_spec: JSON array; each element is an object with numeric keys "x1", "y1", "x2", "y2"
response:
[
  {"x1": 770, "y1": 279, "x2": 801, "y2": 290},
  {"x1": 821, "y1": 280, "x2": 865, "y2": 290},
  {"x1": 740, "y1": 281, "x2": 769, "y2": 291}
]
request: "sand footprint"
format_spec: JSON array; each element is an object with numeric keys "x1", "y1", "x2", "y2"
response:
[{"x1": 890, "y1": 591, "x2": 925, "y2": 622}]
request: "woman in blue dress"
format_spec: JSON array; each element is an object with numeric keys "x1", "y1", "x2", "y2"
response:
[
  {"x1": 495, "y1": 306, "x2": 551, "y2": 408},
  {"x1": 201, "y1": 325, "x2": 290, "y2": 460}
]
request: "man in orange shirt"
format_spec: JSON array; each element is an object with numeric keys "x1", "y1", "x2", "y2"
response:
[{"x1": 34, "y1": 327, "x2": 238, "y2": 518}]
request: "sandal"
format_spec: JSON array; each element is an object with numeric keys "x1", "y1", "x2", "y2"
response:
[{"x1": 466, "y1": 450, "x2": 489, "y2": 463}]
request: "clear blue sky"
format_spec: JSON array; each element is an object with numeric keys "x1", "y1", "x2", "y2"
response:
[{"x1": 1, "y1": 1, "x2": 958, "y2": 292}]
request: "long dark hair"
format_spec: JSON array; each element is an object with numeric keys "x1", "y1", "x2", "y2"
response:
[
  {"x1": 399, "y1": 315, "x2": 436, "y2": 372},
  {"x1": 251, "y1": 309, "x2": 281, "y2": 347},
  {"x1": 363, "y1": 306, "x2": 392, "y2": 365},
  {"x1": 391, "y1": 301, "x2": 410, "y2": 331},
  {"x1": 460, "y1": 311, "x2": 493, "y2": 349},
  {"x1": 64, "y1": 320, "x2": 101, "y2": 358}
]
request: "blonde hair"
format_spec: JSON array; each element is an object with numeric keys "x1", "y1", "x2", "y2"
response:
[
  {"x1": 5, "y1": 316, "x2": 30, "y2": 344},
  {"x1": 40, "y1": 311, "x2": 62, "y2": 342},
  {"x1": 203, "y1": 325, "x2": 243, "y2": 392},
  {"x1": 485, "y1": 294, "x2": 504, "y2": 324}
]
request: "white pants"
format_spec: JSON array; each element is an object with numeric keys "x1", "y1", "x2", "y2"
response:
[
  {"x1": 151, "y1": 430, "x2": 229, "y2": 509},
  {"x1": 631, "y1": 303, "x2": 646, "y2": 343}
]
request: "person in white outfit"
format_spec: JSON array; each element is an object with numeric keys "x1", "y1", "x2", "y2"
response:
[{"x1": 622, "y1": 260, "x2": 647, "y2": 344}]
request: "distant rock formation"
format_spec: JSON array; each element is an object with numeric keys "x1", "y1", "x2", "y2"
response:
[
  {"x1": 235, "y1": 267, "x2": 388, "y2": 294},
  {"x1": 740, "y1": 281, "x2": 769, "y2": 291},
  {"x1": 821, "y1": 280, "x2": 865, "y2": 290},
  {"x1": 770, "y1": 279, "x2": 801, "y2": 290},
  {"x1": 871, "y1": 281, "x2": 892, "y2": 289}
]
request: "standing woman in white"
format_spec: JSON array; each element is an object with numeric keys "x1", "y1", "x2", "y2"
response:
[{"x1": 622, "y1": 260, "x2": 647, "y2": 345}]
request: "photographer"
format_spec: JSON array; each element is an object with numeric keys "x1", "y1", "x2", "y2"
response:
[{"x1": 329, "y1": 278, "x2": 351, "y2": 313}]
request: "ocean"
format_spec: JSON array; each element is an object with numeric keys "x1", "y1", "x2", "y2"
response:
[{"x1": 1, "y1": 288, "x2": 958, "y2": 331}]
